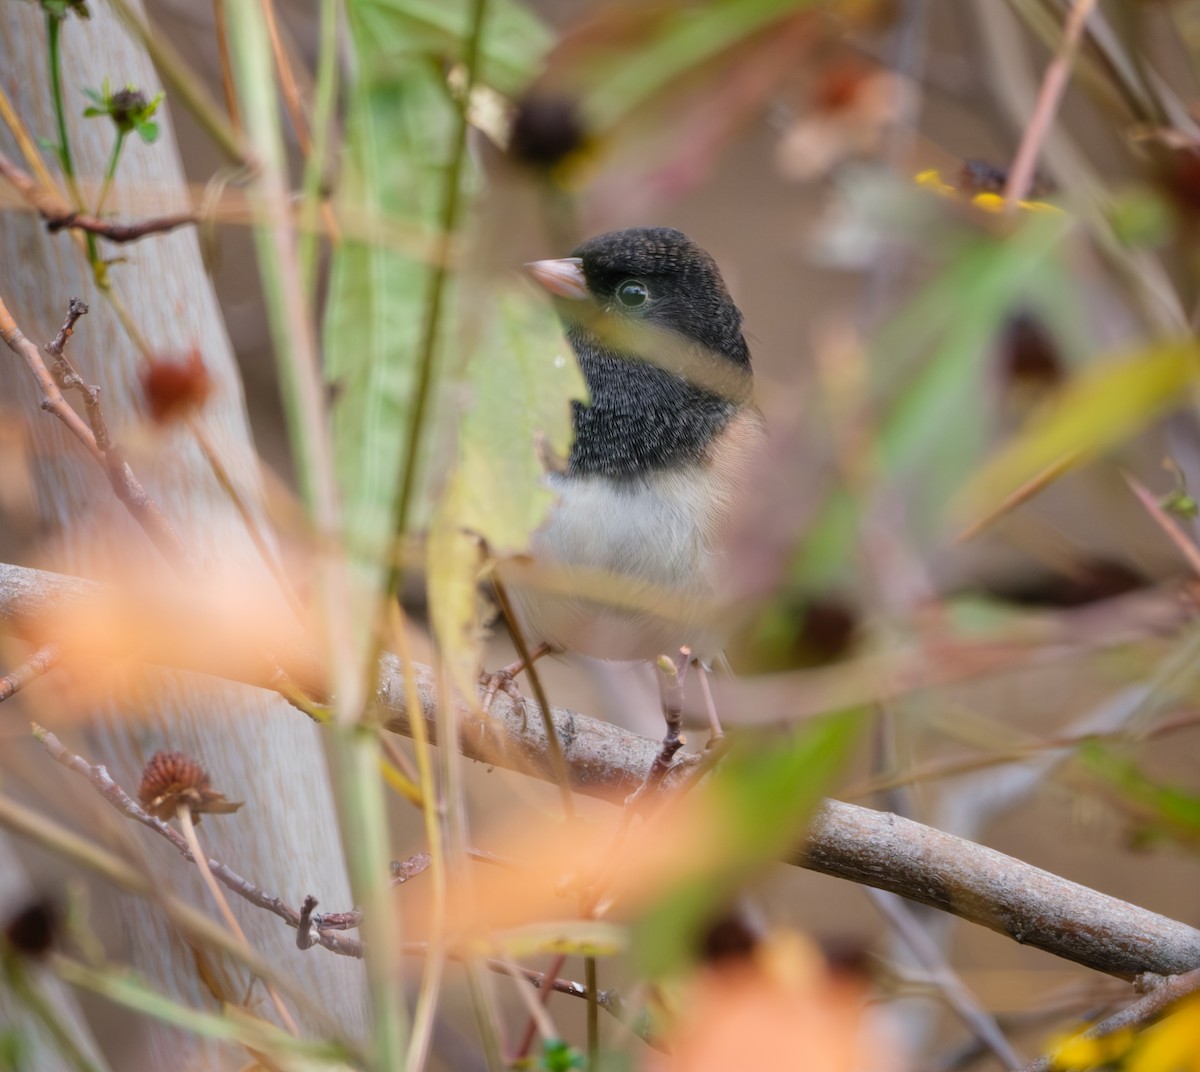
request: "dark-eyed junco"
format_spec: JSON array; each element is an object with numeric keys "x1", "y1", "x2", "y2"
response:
[{"x1": 496, "y1": 228, "x2": 762, "y2": 722}]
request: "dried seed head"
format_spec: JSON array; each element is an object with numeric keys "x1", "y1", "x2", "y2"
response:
[
  {"x1": 138, "y1": 750, "x2": 242, "y2": 821},
  {"x1": 508, "y1": 93, "x2": 591, "y2": 173},
  {"x1": 3, "y1": 898, "x2": 59, "y2": 958},
  {"x1": 140, "y1": 350, "x2": 212, "y2": 424}
]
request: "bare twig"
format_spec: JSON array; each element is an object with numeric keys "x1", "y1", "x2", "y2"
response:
[
  {"x1": 1018, "y1": 967, "x2": 1200, "y2": 1072},
  {"x1": 390, "y1": 852, "x2": 432, "y2": 885},
  {"x1": 0, "y1": 148, "x2": 197, "y2": 243},
  {"x1": 490, "y1": 573, "x2": 576, "y2": 820},
  {"x1": 1124, "y1": 471, "x2": 1200, "y2": 579},
  {"x1": 211, "y1": 0, "x2": 242, "y2": 133},
  {"x1": 1004, "y1": 0, "x2": 1099, "y2": 208},
  {"x1": 0, "y1": 296, "x2": 196, "y2": 571},
  {"x1": 176, "y1": 803, "x2": 301, "y2": 1034},
  {"x1": 0, "y1": 643, "x2": 61, "y2": 702},
  {"x1": 869, "y1": 888, "x2": 1024, "y2": 1069},
  {"x1": 33, "y1": 726, "x2": 363, "y2": 959}
]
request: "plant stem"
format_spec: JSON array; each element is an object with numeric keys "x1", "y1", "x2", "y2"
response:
[
  {"x1": 93, "y1": 130, "x2": 126, "y2": 219},
  {"x1": 298, "y1": 0, "x2": 341, "y2": 296},
  {"x1": 387, "y1": 0, "x2": 489, "y2": 545},
  {"x1": 45, "y1": 14, "x2": 82, "y2": 207},
  {"x1": 585, "y1": 956, "x2": 599, "y2": 1070}
]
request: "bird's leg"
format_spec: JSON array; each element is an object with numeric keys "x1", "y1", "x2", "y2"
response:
[
  {"x1": 655, "y1": 646, "x2": 691, "y2": 759},
  {"x1": 694, "y1": 660, "x2": 725, "y2": 748},
  {"x1": 480, "y1": 642, "x2": 553, "y2": 718},
  {"x1": 624, "y1": 649, "x2": 691, "y2": 810}
]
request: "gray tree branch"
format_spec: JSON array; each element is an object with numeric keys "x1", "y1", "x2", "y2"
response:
[{"x1": 1, "y1": 560, "x2": 1198, "y2": 982}]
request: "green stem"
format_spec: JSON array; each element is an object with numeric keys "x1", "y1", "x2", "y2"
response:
[
  {"x1": 46, "y1": 14, "x2": 81, "y2": 205},
  {"x1": 298, "y1": 0, "x2": 340, "y2": 297},
  {"x1": 3, "y1": 956, "x2": 106, "y2": 1072},
  {"x1": 387, "y1": 0, "x2": 489, "y2": 546},
  {"x1": 44, "y1": 13, "x2": 102, "y2": 274},
  {"x1": 94, "y1": 129, "x2": 126, "y2": 218}
]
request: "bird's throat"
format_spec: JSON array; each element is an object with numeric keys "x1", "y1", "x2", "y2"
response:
[{"x1": 567, "y1": 336, "x2": 740, "y2": 479}]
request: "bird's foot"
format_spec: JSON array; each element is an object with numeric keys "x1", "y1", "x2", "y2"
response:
[
  {"x1": 479, "y1": 642, "x2": 553, "y2": 728},
  {"x1": 481, "y1": 662, "x2": 528, "y2": 725}
]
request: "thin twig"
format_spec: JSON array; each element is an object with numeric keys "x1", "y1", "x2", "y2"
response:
[
  {"x1": 259, "y1": 0, "x2": 341, "y2": 252},
  {"x1": 869, "y1": 888, "x2": 1025, "y2": 1069},
  {"x1": 33, "y1": 726, "x2": 363, "y2": 959},
  {"x1": 0, "y1": 296, "x2": 196, "y2": 571},
  {"x1": 189, "y1": 417, "x2": 307, "y2": 620},
  {"x1": 490, "y1": 574, "x2": 576, "y2": 820},
  {"x1": 176, "y1": 804, "x2": 301, "y2": 1034},
  {"x1": 260, "y1": 0, "x2": 312, "y2": 155},
  {"x1": 1018, "y1": 967, "x2": 1200, "y2": 1072},
  {"x1": 1004, "y1": 0, "x2": 1099, "y2": 208},
  {"x1": 0, "y1": 148, "x2": 197, "y2": 243},
  {"x1": 1124, "y1": 471, "x2": 1200, "y2": 579},
  {"x1": 211, "y1": 0, "x2": 242, "y2": 133},
  {"x1": 0, "y1": 644, "x2": 61, "y2": 703}
]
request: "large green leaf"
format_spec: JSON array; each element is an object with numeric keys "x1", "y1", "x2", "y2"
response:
[
  {"x1": 353, "y1": 0, "x2": 550, "y2": 94},
  {"x1": 324, "y1": 0, "x2": 550, "y2": 666},
  {"x1": 428, "y1": 280, "x2": 585, "y2": 696}
]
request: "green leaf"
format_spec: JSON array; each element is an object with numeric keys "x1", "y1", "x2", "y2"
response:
[
  {"x1": 634, "y1": 710, "x2": 861, "y2": 975},
  {"x1": 352, "y1": 0, "x2": 550, "y2": 94},
  {"x1": 1080, "y1": 743, "x2": 1200, "y2": 848},
  {"x1": 454, "y1": 282, "x2": 585, "y2": 552},
  {"x1": 427, "y1": 280, "x2": 584, "y2": 695},
  {"x1": 324, "y1": 21, "x2": 457, "y2": 660},
  {"x1": 326, "y1": 0, "x2": 550, "y2": 667},
  {"x1": 539, "y1": 1039, "x2": 586, "y2": 1072},
  {"x1": 136, "y1": 120, "x2": 158, "y2": 143}
]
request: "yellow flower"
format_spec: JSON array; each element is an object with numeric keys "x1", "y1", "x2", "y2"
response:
[{"x1": 914, "y1": 168, "x2": 1061, "y2": 214}]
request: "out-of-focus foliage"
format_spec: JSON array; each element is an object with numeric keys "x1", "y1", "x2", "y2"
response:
[{"x1": 324, "y1": 0, "x2": 551, "y2": 665}]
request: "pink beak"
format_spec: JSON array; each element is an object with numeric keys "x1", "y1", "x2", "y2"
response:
[{"x1": 525, "y1": 257, "x2": 589, "y2": 301}]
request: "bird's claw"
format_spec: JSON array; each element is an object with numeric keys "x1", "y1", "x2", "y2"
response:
[{"x1": 480, "y1": 663, "x2": 529, "y2": 729}]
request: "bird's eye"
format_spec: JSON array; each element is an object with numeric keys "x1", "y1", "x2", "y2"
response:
[{"x1": 615, "y1": 279, "x2": 649, "y2": 308}]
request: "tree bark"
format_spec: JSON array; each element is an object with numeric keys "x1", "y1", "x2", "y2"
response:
[{"x1": 0, "y1": 5, "x2": 366, "y2": 1068}]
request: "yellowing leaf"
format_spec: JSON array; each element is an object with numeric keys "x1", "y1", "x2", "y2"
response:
[
  {"x1": 426, "y1": 476, "x2": 487, "y2": 705},
  {"x1": 953, "y1": 341, "x2": 1200, "y2": 532},
  {"x1": 487, "y1": 920, "x2": 628, "y2": 959}
]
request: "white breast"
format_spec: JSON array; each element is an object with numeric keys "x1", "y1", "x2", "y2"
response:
[{"x1": 503, "y1": 467, "x2": 731, "y2": 663}]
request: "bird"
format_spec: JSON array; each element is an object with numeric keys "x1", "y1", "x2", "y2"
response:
[{"x1": 490, "y1": 227, "x2": 763, "y2": 737}]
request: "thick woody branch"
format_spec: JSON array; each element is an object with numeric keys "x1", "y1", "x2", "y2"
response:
[{"x1": 0, "y1": 560, "x2": 1199, "y2": 981}]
